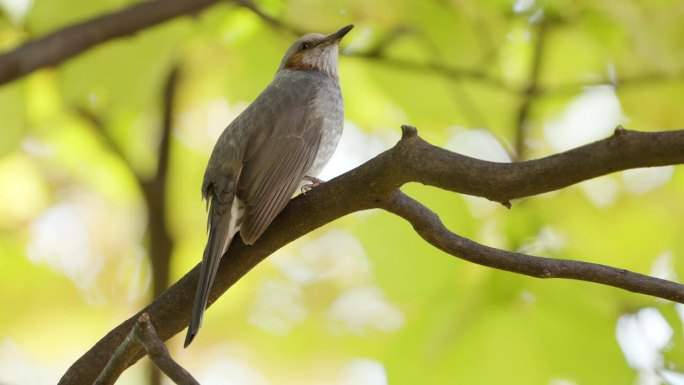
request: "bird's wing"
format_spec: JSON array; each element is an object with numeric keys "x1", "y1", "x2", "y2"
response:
[{"x1": 237, "y1": 103, "x2": 323, "y2": 244}]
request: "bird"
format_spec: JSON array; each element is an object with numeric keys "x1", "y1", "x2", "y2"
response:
[{"x1": 185, "y1": 24, "x2": 353, "y2": 347}]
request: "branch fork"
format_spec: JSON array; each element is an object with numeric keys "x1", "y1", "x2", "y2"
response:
[{"x1": 60, "y1": 124, "x2": 684, "y2": 384}]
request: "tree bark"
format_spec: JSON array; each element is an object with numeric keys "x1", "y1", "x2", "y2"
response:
[{"x1": 59, "y1": 125, "x2": 684, "y2": 384}]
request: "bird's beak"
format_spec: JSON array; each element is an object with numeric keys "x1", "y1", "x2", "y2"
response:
[{"x1": 321, "y1": 24, "x2": 354, "y2": 45}]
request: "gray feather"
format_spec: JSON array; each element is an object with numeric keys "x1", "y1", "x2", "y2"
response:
[
  {"x1": 185, "y1": 29, "x2": 347, "y2": 346},
  {"x1": 237, "y1": 102, "x2": 324, "y2": 243},
  {"x1": 185, "y1": 179, "x2": 240, "y2": 347},
  {"x1": 239, "y1": 137, "x2": 320, "y2": 243}
]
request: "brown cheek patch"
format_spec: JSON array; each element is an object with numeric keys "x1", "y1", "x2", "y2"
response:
[{"x1": 284, "y1": 52, "x2": 316, "y2": 71}]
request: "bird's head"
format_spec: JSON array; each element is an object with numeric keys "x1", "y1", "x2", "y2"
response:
[{"x1": 278, "y1": 24, "x2": 353, "y2": 78}]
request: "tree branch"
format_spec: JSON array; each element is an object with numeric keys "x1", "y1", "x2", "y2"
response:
[
  {"x1": 94, "y1": 313, "x2": 199, "y2": 385},
  {"x1": 0, "y1": 0, "x2": 220, "y2": 86},
  {"x1": 60, "y1": 125, "x2": 684, "y2": 384},
  {"x1": 390, "y1": 125, "x2": 684, "y2": 205},
  {"x1": 513, "y1": 21, "x2": 547, "y2": 159},
  {"x1": 76, "y1": 66, "x2": 180, "y2": 385},
  {"x1": 232, "y1": 0, "x2": 303, "y2": 35},
  {"x1": 142, "y1": 65, "x2": 178, "y2": 299},
  {"x1": 3, "y1": 0, "x2": 680, "y2": 100},
  {"x1": 142, "y1": 64, "x2": 179, "y2": 385},
  {"x1": 382, "y1": 190, "x2": 684, "y2": 302}
]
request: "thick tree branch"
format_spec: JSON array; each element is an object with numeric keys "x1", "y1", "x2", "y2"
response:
[
  {"x1": 0, "y1": 0, "x2": 220, "y2": 86},
  {"x1": 60, "y1": 125, "x2": 684, "y2": 384},
  {"x1": 390, "y1": 125, "x2": 684, "y2": 205}
]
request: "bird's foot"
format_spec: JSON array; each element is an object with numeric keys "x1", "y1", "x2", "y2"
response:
[{"x1": 301, "y1": 176, "x2": 325, "y2": 194}]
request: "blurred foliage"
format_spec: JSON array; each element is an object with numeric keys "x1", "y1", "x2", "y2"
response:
[{"x1": 1, "y1": 0, "x2": 684, "y2": 384}]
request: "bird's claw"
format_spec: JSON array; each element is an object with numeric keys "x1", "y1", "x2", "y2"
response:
[{"x1": 301, "y1": 176, "x2": 325, "y2": 194}]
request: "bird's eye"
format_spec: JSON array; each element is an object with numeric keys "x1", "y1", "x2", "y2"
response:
[{"x1": 299, "y1": 42, "x2": 312, "y2": 51}]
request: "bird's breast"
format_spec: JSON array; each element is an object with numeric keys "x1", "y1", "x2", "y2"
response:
[{"x1": 308, "y1": 81, "x2": 344, "y2": 177}]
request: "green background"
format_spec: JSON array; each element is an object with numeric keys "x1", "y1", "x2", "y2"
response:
[{"x1": 1, "y1": 0, "x2": 683, "y2": 384}]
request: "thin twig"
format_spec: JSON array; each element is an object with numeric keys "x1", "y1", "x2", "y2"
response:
[
  {"x1": 361, "y1": 26, "x2": 412, "y2": 58},
  {"x1": 76, "y1": 68, "x2": 180, "y2": 385},
  {"x1": 76, "y1": 107, "x2": 128, "y2": 164},
  {"x1": 513, "y1": 21, "x2": 546, "y2": 160},
  {"x1": 233, "y1": 0, "x2": 304, "y2": 35},
  {"x1": 139, "y1": 314, "x2": 199, "y2": 385},
  {"x1": 227, "y1": 1, "x2": 512, "y2": 92},
  {"x1": 382, "y1": 190, "x2": 684, "y2": 302},
  {"x1": 141, "y1": 65, "x2": 178, "y2": 297},
  {"x1": 94, "y1": 313, "x2": 199, "y2": 385}
]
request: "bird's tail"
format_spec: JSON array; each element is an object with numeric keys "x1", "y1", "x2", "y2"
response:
[{"x1": 184, "y1": 195, "x2": 243, "y2": 347}]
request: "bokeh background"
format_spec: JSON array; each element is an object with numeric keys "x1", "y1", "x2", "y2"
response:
[{"x1": 1, "y1": 0, "x2": 684, "y2": 384}]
